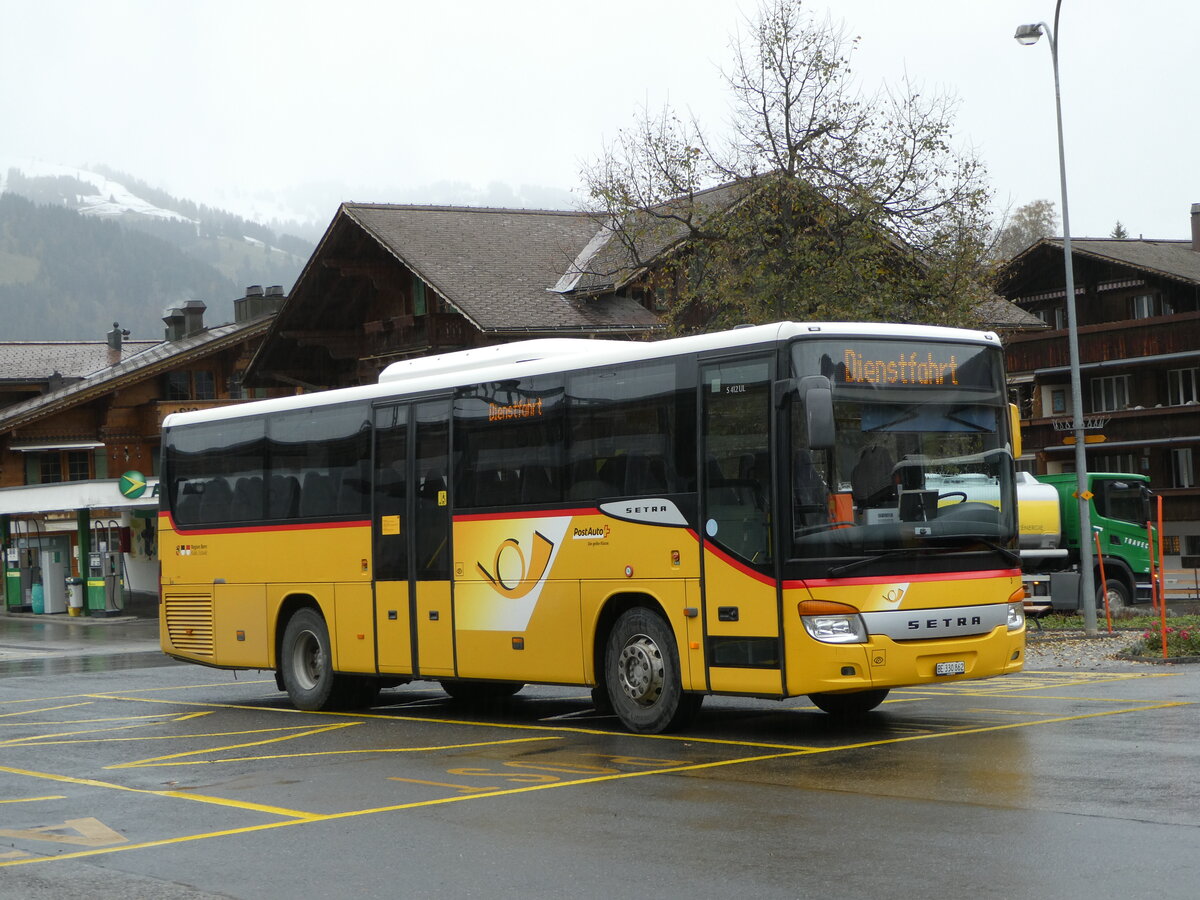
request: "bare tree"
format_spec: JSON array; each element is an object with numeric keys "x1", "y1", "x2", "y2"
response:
[{"x1": 582, "y1": 0, "x2": 995, "y2": 332}]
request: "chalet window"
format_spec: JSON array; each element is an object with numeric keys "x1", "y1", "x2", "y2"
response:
[
  {"x1": 1051, "y1": 389, "x2": 1067, "y2": 415},
  {"x1": 1172, "y1": 448, "x2": 1195, "y2": 489},
  {"x1": 1168, "y1": 368, "x2": 1200, "y2": 406},
  {"x1": 165, "y1": 370, "x2": 217, "y2": 401},
  {"x1": 1095, "y1": 453, "x2": 1137, "y2": 474},
  {"x1": 194, "y1": 371, "x2": 216, "y2": 401},
  {"x1": 1091, "y1": 375, "x2": 1130, "y2": 413},
  {"x1": 413, "y1": 280, "x2": 427, "y2": 316},
  {"x1": 1036, "y1": 306, "x2": 1065, "y2": 329},
  {"x1": 33, "y1": 451, "x2": 93, "y2": 484},
  {"x1": 1130, "y1": 293, "x2": 1168, "y2": 319}
]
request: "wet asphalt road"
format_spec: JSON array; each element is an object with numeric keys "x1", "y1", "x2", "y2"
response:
[{"x1": 1, "y1": 614, "x2": 1197, "y2": 899}]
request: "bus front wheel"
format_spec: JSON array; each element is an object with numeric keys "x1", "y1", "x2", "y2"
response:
[
  {"x1": 280, "y1": 608, "x2": 338, "y2": 711},
  {"x1": 808, "y1": 689, "x2": 889, "y2": 716},
  {"x1": 605, "y1": 607, "x2": 700, "y2": 734}
]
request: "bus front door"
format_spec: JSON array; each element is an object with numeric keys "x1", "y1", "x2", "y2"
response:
[
  {"x1": 372, "y1": 399, "x2": 455, "y2": 678},
  {"x1": 700, "y1": 357, "x2": 784, "y2": 696}
]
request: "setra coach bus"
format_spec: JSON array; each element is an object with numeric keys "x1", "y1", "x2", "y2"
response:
[{"x1": 159, "y1": 321, "x2": 1027, "y2": 733}]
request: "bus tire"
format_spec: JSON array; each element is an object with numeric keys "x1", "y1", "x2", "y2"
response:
[
  {"x1": 1098, "y1": 576, "x2": 1130, "y2": 614},
  {"x1": 808, "y1": 689, "x2": 889, "y2": 716},
  {"x1": 605, "y1": 607, "x2": 699, "y2": 734},
  {"x1": 280, "y1": 608, "x2": 338, "y2": 711}
]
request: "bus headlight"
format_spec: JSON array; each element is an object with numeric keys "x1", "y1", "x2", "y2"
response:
[
  {"x1": 798, "y1": 600, "x2": 868, "y2": 644},
  {"x1": 1007, "y1": 602, "x2": 1025, "y2": 631}
]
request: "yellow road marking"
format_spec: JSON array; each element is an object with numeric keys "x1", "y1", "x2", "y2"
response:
[
  {"x1": 0, "y1": 764, "x2": 322, "y2": 821},
  {"x1": 1, "y1": 712, "x2": 211, "y2": 746},
  {"x1": 388, "y1": 777, "x2": 505, "y2": 794},
  {"x1": 114, "y1": 736, "x2": 562, "y2": 769},
  {"x1": 17, "y1": 723, "x2": 341, "y2": 750},
  {"x1": 0, "y1": 795, "x2": 66, "y2": 805},
  {"x1": 105, "y1": 722, "x2": 360, "y2": 769},
  {"x1": 0, "y1": 817, "x2": 126, "y2": 848},
  {"x1": 0, "y1": 698, "x2": 1186, "y2": 870},
  {"x1": 0, "y1": 703, "x2": 94, "y2": 718}
]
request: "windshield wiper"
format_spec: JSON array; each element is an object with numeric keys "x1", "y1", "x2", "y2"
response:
[
  {"x1": 827, "y1": 548, "x2": 920, "y2": 578},
  {"x1": 926, "y1": 535, "x2": 1020, "y2": 566},
  {"x1": 826, "y1": 537, "x2": 1019, "y2": 578}
]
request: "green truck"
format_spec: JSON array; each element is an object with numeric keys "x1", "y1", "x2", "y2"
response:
[{"x1": 1017, "y1": 471, "x2": 1155, "y2": 611}]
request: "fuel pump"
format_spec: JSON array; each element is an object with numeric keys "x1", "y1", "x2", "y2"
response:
[
  {"x1": 5, "y1": 521, "x2": 43, "y2": 612},
  {"x1": 88, "y1": 520, "x2": 126, "y2": 615}
]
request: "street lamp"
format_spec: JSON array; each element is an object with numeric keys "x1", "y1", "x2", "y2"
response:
[{"x1": 1015, "y1": 1, "x2": 1099, "y2": 635}]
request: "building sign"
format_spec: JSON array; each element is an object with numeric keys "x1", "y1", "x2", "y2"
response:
[{"x1": 119, "y1": 471, "x2": 149, "y2": 499}]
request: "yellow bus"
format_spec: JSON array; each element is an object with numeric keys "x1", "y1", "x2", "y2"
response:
[{"x1": 160, "y1": 321, "x2": 1027, "y2": 733}]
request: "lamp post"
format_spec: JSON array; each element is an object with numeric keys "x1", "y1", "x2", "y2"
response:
[{"x1": 1016, "y1": 1, "x2": 1099, "y2": 635}]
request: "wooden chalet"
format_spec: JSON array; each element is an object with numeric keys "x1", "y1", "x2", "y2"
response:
[{"x1": 999, "y1": 204, "x2": 1200, "y2": 563}]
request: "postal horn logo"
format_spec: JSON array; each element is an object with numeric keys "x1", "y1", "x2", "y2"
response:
[
  {"x1": 476, "y1": 531, "x2": 555, "y2": 600},
  {"x1": 119, "y1": 470, "x2": 148, "y2": 499}
]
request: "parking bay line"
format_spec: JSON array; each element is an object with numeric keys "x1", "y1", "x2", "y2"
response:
[{"x1": 1, "y1": 697, "x2": 1187, "y2": 871}]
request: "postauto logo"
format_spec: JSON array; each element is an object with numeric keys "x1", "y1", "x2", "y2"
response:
[{"x1": 118, "y1": 470, "x2": 160, "y2": 500}]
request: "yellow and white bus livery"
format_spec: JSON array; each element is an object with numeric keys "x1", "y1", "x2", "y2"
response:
[{"x1": 159, "y1": 321, "x2": 1027, "y2": 733}]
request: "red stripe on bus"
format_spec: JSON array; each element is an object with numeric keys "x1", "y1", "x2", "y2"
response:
[
  {"x1": 702, "y1": 540, "x2": 1019, "y2": 589},
  {"x1": 794, "y1": 569, "x2": 1022, "y2": 590},
  {"x1": 453, "y1": 507, "x2": 599, "y2": 522},
  {"x1": 162, "y1": 514, "x2": 369, "y2": 535}
]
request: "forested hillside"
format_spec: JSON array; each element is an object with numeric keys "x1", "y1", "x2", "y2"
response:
[{"x1": 0, "y1": 193, "x2": 240, "y2": 340}]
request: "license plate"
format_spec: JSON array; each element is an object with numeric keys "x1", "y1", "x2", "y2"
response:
[{"x1": 935, "y1": 661, "x2": 966, "y2": 676}]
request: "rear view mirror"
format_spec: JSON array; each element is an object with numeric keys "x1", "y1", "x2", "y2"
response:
[{"x1": 799, "y1": 375, "x2": 835, "y2": 450}]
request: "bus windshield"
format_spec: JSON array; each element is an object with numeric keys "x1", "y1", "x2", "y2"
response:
[{"x1": 788, "y1": 338, "x2": 1017, "y2": 570}]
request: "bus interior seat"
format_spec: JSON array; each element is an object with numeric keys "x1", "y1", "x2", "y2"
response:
[
  {"x1": 300, "y1": 472, "x2": 336, "y2": 518},
  {"x1": 419, "y1": 470, "x2": 446, "y2": 502},
  {"x1": 520, "y1": 465, "x2": 559, "y2": 504},
  {"x1": 624, "y1": 453, "x2": 668, "y2": 496},
  {"x1": 597, "y1": 456, "x2": 627, "y2": 495},
  {"x1": 197, "y1": 477, "x2": 233, "y2": 524},
  {"x1": 475, "y1": 469, "x2": 520, "y2": 507},
  {"x1": 793, "y1": 449, "x2": 829, "y2": 527},
  {"x1": 268, "y1": 475, "x2": 301, "y2": 519},
  {"x1": 336, "y1": 462, "x2": 371, "y2": 516},
  {"x1": 567, "y1": 458, "x2": 609, "y2": 501},
  {"x1": 232, "y1": 476, "x2": 264, "y2": 520},
  {"x1": 175, "y1": 488, "x2": 202, "y2": 524},
  {"x1": 851, "y1": 445, "x2": 897, "y2": 508}
]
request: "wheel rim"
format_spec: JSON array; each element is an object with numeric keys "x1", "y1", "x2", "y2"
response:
[
  {"x1": 616, "y1": 632, "x2": 664, "y2": 708},
  {"x1": 291, "y1": 629, "x2": 323, "y2": 691}
]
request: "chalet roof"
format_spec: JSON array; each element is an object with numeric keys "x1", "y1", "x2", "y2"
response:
[
  {"x1": 555, "y1": 180, "x2": 754, "y2": 296},
  {"x1": 0, "y1": 318, "x2": 272, "y2": 435},
  {"x1": 1006, "y1": 238, "x2": 1200, "y2": 291},
  {"x1": 343, "y1": 204, "x2": 661, "y2": 332},
  {"x1": 0, "y1": 341, "x2": 159, "y2": 383},
  {"x1": 973, "y1": 296, "x2": 1045, "y2": 330}
]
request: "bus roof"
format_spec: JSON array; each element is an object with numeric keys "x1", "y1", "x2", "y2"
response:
[{"x1": 162, "y1": 320, "x2": 1000, "y2": 430}]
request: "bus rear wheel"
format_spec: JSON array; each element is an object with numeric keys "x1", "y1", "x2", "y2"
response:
[
  {"x1": 280, "y1": 608, "x2": 339, "y2": 711},
  {"x1": 808, "y1": 689, "x2": 889, "y2": 716},
  {"x1": 605, "y1": 607, "x2": 699, "y2": 734}
]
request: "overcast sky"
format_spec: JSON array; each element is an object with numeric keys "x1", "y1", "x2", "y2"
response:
[{"x1": 2, "y1": 0, "x2": 1197, "y2": 239}]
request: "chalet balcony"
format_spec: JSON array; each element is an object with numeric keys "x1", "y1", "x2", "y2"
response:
[
  {"x1": 1006, "y1": 310, "x2": 1200, "y2": 375},
  {"x1": 1021, "y1": 403, "x2": 1200, "y2": 453},
  {"x1": 361, "y1": 313, "x2": 473, "y2": 360}
]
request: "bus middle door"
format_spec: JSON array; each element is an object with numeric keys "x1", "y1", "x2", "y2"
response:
[
  {"x1": 373, "y1": 399, "x2": 455, "y2": 678},
  {"x1": 700, "y1": 356, "x2": 784, "y2": 696}
]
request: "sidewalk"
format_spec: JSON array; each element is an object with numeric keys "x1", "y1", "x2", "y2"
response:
[{"x1": 0, "y1": 610, "x2": 161, "y2": 665}]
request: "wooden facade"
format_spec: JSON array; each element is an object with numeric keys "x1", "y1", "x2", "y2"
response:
[{"x1": 999, "y1": 230, "x2": 1200, "y2": 559}]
